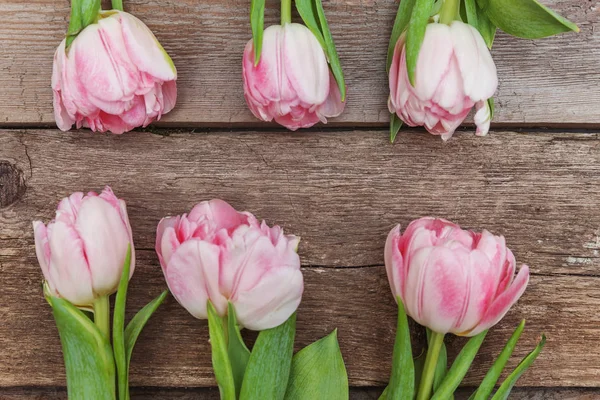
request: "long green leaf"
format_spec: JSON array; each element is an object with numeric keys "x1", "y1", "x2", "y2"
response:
[
  {"x1": 240, "y1": 314, "x2": 296, "y2": 400},
  {"x1": 476, "y1": 4, "x2": 496, "y2": 48},
  {"x1": 49, "y1": 296, "x2": 115, "y2": 400},
  {"x1": 386, "y1": 0, "x2": 416, "y2": 72},
  {"x1": 387, "y1": 298, "x2": 414, "y2": 400},
  {"x1": 405, "y1": 0, "x2": 433, "y2": 85},
  {"x1": 285, "y1": 329, "x2": 348, "y2": 400},
  {"x1": 296, "y1": 0, "x2": 327, "y2": 49},
  {"x1": 113, "y1": 246, "x2": 132, "y2": 400},
  {"x1": 208, "y1": 301, "x2": 236, "y2": 400},
  {"x1": 430, "y1": 330, "x2": 488, "y2": 400},
  {"x1": 471, "y1": 320, "x2": 526, "y2": 400},
  {"x1": 313, "y1": 0, "x2": 346, "y2": 101},
  {"x1": 491, "y1": 334, "x2": 546, "y2": 400},
  {"x1": 413, "y1": 349, "x2": 426, "y2": 394},
  {"x1": 227, "y1": 303, "x2": 251, "y2": 398},
  {"x1": 477, "y1": 0, "x2": 578, "y2": 39},
  {"x1": 464, "y1": 0, "x2": 479, "y2": 29},
  {"x1": 250, "y1": 0, "x2": 266, "y2": 64},
  {"x1": 124, "y1": 290, "x2": 168, "y2": 371},
  {"x1": 390, "y1": 113, "x2": 403, "y2": 143}
]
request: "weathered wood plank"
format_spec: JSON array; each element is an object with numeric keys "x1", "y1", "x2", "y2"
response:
[
  {"x1": 1, "y1": 252, "x2": 600, "y2": 387},
  {"x1": 0, "y1": 1, "x2": 598, "y2": 126},
  {"x1": 1, "y1": 129, "x2": 600, "y2": 387},
  {"x1": 1, "y1": 130, "x2": 599, "y2": 275},
  {"x1": 2, "y1": 387, "x2": 600, "y2": 399}
]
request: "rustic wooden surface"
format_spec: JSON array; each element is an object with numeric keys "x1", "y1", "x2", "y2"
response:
[
  {"x1": 1, "y1": 130, "x2": 600, "y2": 398},
  {"x1": 0, "y1": 0, "x2": 599, "y2": 127},
  {"x1": 1, "y1": 0, "x2": 600, "y2": 397}
]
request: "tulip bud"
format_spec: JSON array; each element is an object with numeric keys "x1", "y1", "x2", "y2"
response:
[
  {"x1": 242, "y1": 23, "x2": 345, "y2": 131},
  {"x1": 52, "y1": 11, "x2": 177, "y2": 134},
  {"x1": 156, "y1": 200, "x2": 303, "y2": 330},
  {"x1": 385, "y1": 218, "x2": 529, "y2": 336},
  {"x1": 33, "y1": 187, "x2": 135, "y2": 307},
  {"x1": 388, "y1": 21, "x2": 498, "y2": 140}
]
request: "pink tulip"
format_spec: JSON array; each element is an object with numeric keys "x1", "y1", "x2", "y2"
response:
[
  {"x1": 33, "y1": 187, "x2": 134, "y2": 307},
  {"x1": 385, "y1": 218, "x2": 529, "y2": 336},
  {"x1": 52, "y1": 11, "x2": 177, "y2": 134},
  {"x1": 388, "y1": 21, "x2": 497, "y2": 140},
  {"x1": 242, "y1": 23, "x2": 345, "y2": 131},
  {"x1": 156, "y1": 200, "x2": 303, "y2": 330}
]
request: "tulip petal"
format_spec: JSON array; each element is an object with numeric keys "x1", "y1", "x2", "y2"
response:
[
  {"x1": 47, "y1": 220, "x2": 95, "y2": 306},
  {"x1": 33, "y1": 221, "x2": 52, "y2": 285},
  {"x1": 414, "y1": 23, "x2": 453, "y2": 102},
  {"x1": 189, "y1": 199, "x2": 248, "y2": 234},
  {"x1": 156, "y1": 216, "x2": 180, "y2": 267},
  {"x1": 234, "y1": 267, "x2": 303, "y2": 330},
  {"x1": 75, "y1": 196, "x2": 131, "y2": 296},
  {"x1": 450, "y1": 21, "x2": 497, "y2": 102},
  {"x1": 385, "y1": 225, "x2": 405, "y2": 301},
  {"x1": 165, "y1": 240, "x2": 227, "y2": 318},
  {"x1": 120, "y1": 12, "x2": 177, "y2": 81},
  {"x1": 467, "y1": 265, "x2": 530, "y2": 336}
]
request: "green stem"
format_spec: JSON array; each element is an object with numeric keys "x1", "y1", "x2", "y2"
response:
[
  {"x1": 94, "y1": 296, "x2": 111, "y2": 340},
  {"x1": 280, "y1": 0, "x2": 292, "y2": 25},
  {"x1": 112, "y1": 0, "x2": 124, "y2": 11},
  {"x1": 439, "y1": 0, "x2": 460, "y2": 25},
  {"x1": 417, "y1": 332, "x2": 445, "y2": 400}
]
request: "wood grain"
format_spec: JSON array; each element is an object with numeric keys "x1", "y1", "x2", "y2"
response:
[
  {"x1": 2, "y1": 387, "x2": 600, "y2": 399},
  {"x1": 1, "y1": 129, "x2": 600, "y2": 388},
  {"x1": 0, "y1": 0, "x2": 598, "y2": 127}
]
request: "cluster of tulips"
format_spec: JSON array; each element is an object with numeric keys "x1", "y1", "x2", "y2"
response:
[
  {"x1": 35, "y1": 187, "x2": 540, "y2": 399},
  {"x1": 53, "y1": 0, "x2": 577, "y2": 140}
]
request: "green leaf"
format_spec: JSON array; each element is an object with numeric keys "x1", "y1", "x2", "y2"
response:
[
  {"x1": 405, "y1": 0, "x2": 433, "y2": 85},
  {"x1": 487, "y1": 97, "x2": 495, "y2": 120},
  {"x1": 491, "y1": 334, "x2": 546, "y2": 400},
  {"x1": 433, "y1": 341, "x2": 448, "y2": 392},
  {"x1": 124, "y1": 290, "x2": 168, "y2": 377},
  {"x1": 386, "y1": 0, "x2": 416, "y2": 72},
  {"x1": 476, "y1": 5, "x2": 496, "y2": 48},
  {"x1": 296, "y1": 0, "x2": 327, "y2": 48},
  {"x1": 240, "y1": 314, "x2": 296, "y2": 400},
  {"x1": 477, "y1": 0, "x2": 578, "y2": 39},
  {"x1": 250, "y1": 0, "x2": 266, "y2": 65},
  {"x1": 464, "y1": 0, "x2": 479, "y2": 29},
  {"x1": 313, "y1": 0, "x2": 346, "y2": 101},
  {"x1": 113, "y1": 246, "x2": 132, "y2": 400},
  {"x1": 413, "y1": 349, "x2": 426, "y2": 393},
  {"x1": 390, "y1": 113, "x2": 403, "y2": 143},
  {"x1": 208, "y1": 301, "x2": 236, "y2": 400},
  {"x1": 471, "y1": 320, "x2": 525, "y2": 400},
  {"x1": 430, "y1": 330, "x2": 488, "y2": 400},
  {"x1": 66, "y1": 0, "x2": 102, "y2": 47},
  {"x1": 227, "y1": 303, "x2": 251, "y2": 398},
  {"x1": 285, "y1": 329, "x2": 348, "y2": 400},
  {"x1": 387, "y1": 298, "x2": 414, "y2": 400},
  {"x1": 48, "y1": 296, "x2": 116, "y2": 400}
]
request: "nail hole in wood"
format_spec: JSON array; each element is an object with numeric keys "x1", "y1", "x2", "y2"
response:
[{"x1": 0, "y1": 161, "x2": 26, "y2": 208}]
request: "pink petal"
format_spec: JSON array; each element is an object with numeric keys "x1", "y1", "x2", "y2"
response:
[
  {"x1": 165, "y1": 240, "x2": 227, "y2": 319},
  {"x1": 317, "y1": 72, "x2": 346, "y2": 120},
  {"x1": 33, "y1": 221, "x2": 51, "y2": 284},
  {"x1": 384, "y1": 225, "x2": 404, "y2": 301},
  {"x1": 414, "y1": 23, "x2": 454, "y2": 101},
  {"x1": 234, "y1": 267, "x2": 303, "y2": 330},
  {"x1": 467, "y1": 265, "x2": 530, "y2": 336},
  {"x1": 156, "y1": 216, "x2": 180, "y2": 268},
  {"x1": 189, "y1": 200, "x2": 247, "y2": 233},
  {"x1": 75, "y1": 196, "x2": 131, "y2": 296}
]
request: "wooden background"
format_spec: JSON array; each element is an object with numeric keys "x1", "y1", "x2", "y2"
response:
[{"x1": 1, "y1": 0, "x2": 599, "y2": 398}]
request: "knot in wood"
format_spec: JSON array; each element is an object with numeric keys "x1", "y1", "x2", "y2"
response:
[{"x1": 0, "y1": 161, "x2": 26, "y2": 207}]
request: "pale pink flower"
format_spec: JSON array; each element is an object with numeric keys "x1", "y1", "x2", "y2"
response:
[
  {"x1": 33, "y1": 187, "x2": 134, "y2": 306},
  {"x1": 52, "y1": 11, "x2": 177, "y2": 134},
  {"x1": 385, "y1": 217, "x2": 529, "y2": 336},
  {"x1": 243, "y1": 23, "x2": 345, "y2": 131},
  {"x1": 388, "y1": 21, "x2": 497, "y2": 140},
  {"x1": 156, "y1": 200, "x2": 303, "y2": 330}
]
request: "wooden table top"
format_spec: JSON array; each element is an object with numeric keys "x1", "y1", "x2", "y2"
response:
[{"x1": 1, "y1": 0, "x2": 599, "y2": 398}]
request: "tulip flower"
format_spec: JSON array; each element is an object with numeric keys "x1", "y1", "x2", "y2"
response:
[
  {"x1": 156, "y1": 199, "x2": 303, "y2": 330},
  {"x1": 385, "y1": 217, "x2": 529, "y2": 337},
  {"x1": 52, "y1": 10, "x2": 177, "y2": 134},
  {"x1": 388, "y1": 21, "x2": 497, "y2": 140},
  {"x1": 242, "y1": 23, "x2": 345, "y2": 131},
  {"x1": 33, "y1": 187, "x2": 134, "y2": 308}
]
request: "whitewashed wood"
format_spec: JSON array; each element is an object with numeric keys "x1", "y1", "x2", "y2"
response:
[{"x1": 0, "y1": 0, "x2": 597, "y2": 127}]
